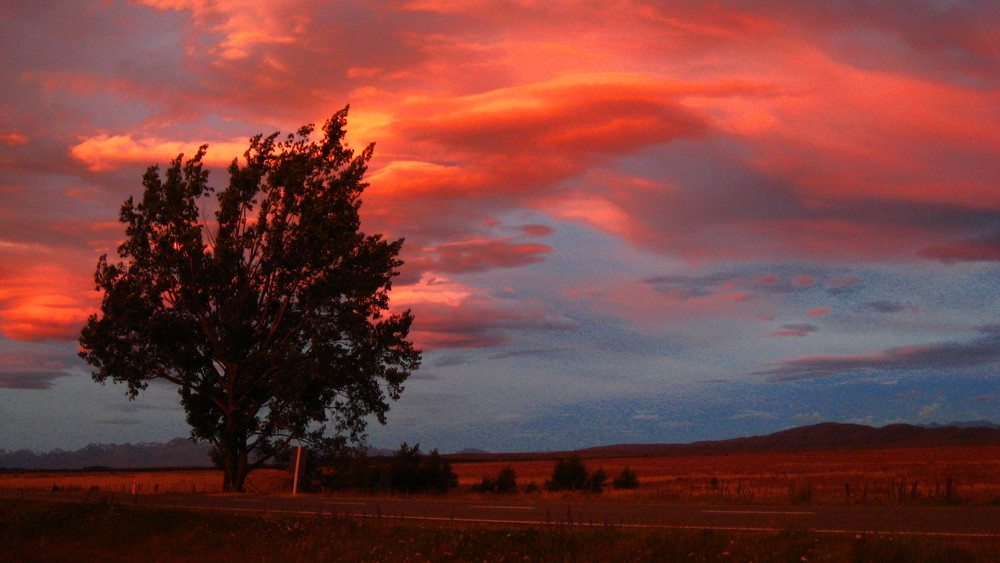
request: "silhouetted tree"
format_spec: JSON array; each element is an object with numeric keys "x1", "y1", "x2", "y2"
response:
[
  {"x1": 386, "y1": 443, "x2": 457, "y2": 493},
  {"x1": 388, "y1": 442, "x2": 424, "y2": 492},
  {"x1": 495, "y1": 466, "x2": 518, "y2": 493},
  {"x1": 422, "y1": 449, "x2": 459, "y2": 492},
  {"x1": 79, "y1": 107, "x2": 420, "y2": 492},
  {"x1": 549, "y1": 455, "x2": 589, "y2": 491},
  {"x1": 549, "y1": 455, "x2": 608, "y2": 492}
]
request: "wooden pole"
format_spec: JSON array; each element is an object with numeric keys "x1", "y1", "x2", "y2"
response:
[{"x1": 292, "y1": 445, "x2": 303, "y2": 495}]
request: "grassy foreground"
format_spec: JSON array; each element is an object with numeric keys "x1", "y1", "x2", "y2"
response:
[{"x1": 1, "y1": 498, "x2": 997, "y2": 562}]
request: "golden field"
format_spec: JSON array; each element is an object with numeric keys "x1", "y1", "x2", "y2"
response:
[
  {"x1": 449, "y1": 445, "x2": 1000, "y2": 505},
  {"x1": 2, "y1": 445, "x2": 998, "y2": 505},
  {"x1": 0, "y1": 468, "x2": 292, "y2": 495}
]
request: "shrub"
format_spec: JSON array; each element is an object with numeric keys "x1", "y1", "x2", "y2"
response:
[
  {"x1": 473, "y1": 466, "x2": 518, "y2": 493},
  {"x1": 549, "y1": 455, "x2": 605, "y2": 492},
  {"x1": 613, "y1": 467, "x2": 640, "y2": 489},
  {"x1": 473, "y1": 477, "x2": 497, "y2": 493},
  {"x1": 588, "y1": 468, "x2": 607, "y2": 493},
  {"x1": 549, "y1": 455, "x2": 589, "y2": 491},
  {"x1": 496, "y1": 466, "x2": 517, "y2": 493}
]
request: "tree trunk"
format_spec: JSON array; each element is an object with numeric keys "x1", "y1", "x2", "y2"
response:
[{"x1": 220, "y1": 429, "x2": 250, "y2": 492}]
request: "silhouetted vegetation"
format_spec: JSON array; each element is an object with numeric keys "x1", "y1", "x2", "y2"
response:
[
  {"x1": 473, "y1": 466, "x2": 518, "y2": 493},
  {"x1": 612, "y1": 466, "x2": 640, "y2": 489},
  {"x1": 306, "y1": 443, "x2": 456, "y2": 493},
  {"x1": 387, "y1": 443, "x2": 457, "y2": 493},
  {"x1": 78, "y1": 107, "x2": 420, "y2": 492},
  {"x1": 548, "y1": 455, "x2": 606, "y2": 492}
]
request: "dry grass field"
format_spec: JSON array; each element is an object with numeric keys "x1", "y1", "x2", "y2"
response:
[
  {"x1": 3, "y1": 444, "x2": 998, "y2": 505},
  {"x1": 450, "y1": 445, "x2": 1000, "y2": 505},
  {"x1": 0, "y1": 468, "x2": 291, "y2": 495}
]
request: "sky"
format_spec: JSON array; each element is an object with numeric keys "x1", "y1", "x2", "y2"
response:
[{"x1": 1, "y1": 0, "x2": 999, "y2": 454}]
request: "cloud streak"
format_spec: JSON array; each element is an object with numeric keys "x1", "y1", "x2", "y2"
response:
[{"x1": 755, "y1": 325, "x2": 1000, "y2": 382}]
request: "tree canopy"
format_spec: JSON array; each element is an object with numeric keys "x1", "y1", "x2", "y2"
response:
[{"x1": 79, "y1": 107, "x2": 420, "y2": 491}]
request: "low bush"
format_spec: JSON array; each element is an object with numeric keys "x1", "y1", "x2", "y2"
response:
[
  {"x1": 309, "y1": 443, "x2": 457, "y2": 493},
  {"x1": 548, "y1": 455, "x2": 605, "y2": 492},
  {"x1": 612, "y1": 466, "x2": 640, "y2": 489},
  {"x1": 474, "y1": 466, "x2": 518, "y2": 493}
]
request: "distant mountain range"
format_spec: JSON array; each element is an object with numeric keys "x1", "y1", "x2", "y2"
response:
[
  {"x1": 0, "y1": 438, "x2": 213, "y2": 470},
  {"x1": 3, "y1": 421, "x2": 999, "y2": 469},
  {"x1": 448, "y1": 421, "x2": 1000, "y2": 461},
  {"x1": 573, "y1": 421, "x2": 1000, "y2": 458}
]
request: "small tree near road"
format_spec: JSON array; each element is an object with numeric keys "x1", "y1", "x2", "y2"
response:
[
  {"x1": 79, "y1": 107, "x2": 420, "y2": 492},
  {"x1": 548, "y1": 455, "x2": 606, "y2": 492},
  {"x1": 386, "y1": 443, "x2": 457, "y2": 493},
  {"x1": 495, "y1": 466, "x2": 518, "y2": 493}
]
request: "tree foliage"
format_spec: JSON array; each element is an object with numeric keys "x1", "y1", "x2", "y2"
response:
[
  {"x1": 548, "y1": 455, "x2": 606, "y2": 492},
  {"x1": 385, "y1": 443, "x2": 458, "y2": 493},
  {"x1": 79, "y1": 107, "x2": 420, "y2": 492}
]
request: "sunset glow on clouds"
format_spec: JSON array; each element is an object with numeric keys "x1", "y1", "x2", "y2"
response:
[{"x1": 1, "y1": 0, "x2": 998, "y2": 452}]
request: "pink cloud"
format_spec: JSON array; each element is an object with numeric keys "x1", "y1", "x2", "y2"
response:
[
  {"x1": 519, "y1": 224, "x2": 554, "y2": 237},
  {"x1": 391, "y1": 275, "x2": 578, "y2": 350},
  {"x1": 753, "y1": 325, "x2": 1000, "y2": 381},
  {"x1": 919, "y1": 231, "x2": 1000, "y2": 263},
  {"x1": 135, "y1": 0, "x2": 315, "y2": 60},
  {"x1": 417, "y1": 238, "x2": 552, "y2": 274},
  {"x1": 805, "y1": 307, "x2": 831, "y2": 317},
  {"x1": 759, "y1": 323, "x2": 818, "y2": 338}
]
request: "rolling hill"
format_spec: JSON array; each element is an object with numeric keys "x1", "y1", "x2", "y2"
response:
[
  {"x1": 4, "y1": 422, "x2": 999, "y2": 469},
  {"x1": 575, "y1": 422, "x2": 1000, "y2": 458}
]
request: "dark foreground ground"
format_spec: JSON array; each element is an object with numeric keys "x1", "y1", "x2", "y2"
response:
[
  {"x1": 9, "y1": 489, "x2": 1000, "y2": 536},
  {"x1": 3, "y1": 497, "x2": 1000, "y2": 562}
]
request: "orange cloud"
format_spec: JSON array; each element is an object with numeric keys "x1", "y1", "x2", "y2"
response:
[
  {"x1": 363, "y1": 73, "x2": 711, "y2": 245},
  {"x1": 135, "y1": 0, "x2": 312, "y2": 60},
  {"x1": 1, "y1": 133, "x2": 28, "y2": 146},
  {"x1": 389, "y1": 73, "x2": 709, "y2": 157},
  {"x1": 70, "y1": 135, "x2": 248, "y2": 172},
  {"x1": 0, "y1": 262, "x2": 96, "y2": 342}
]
